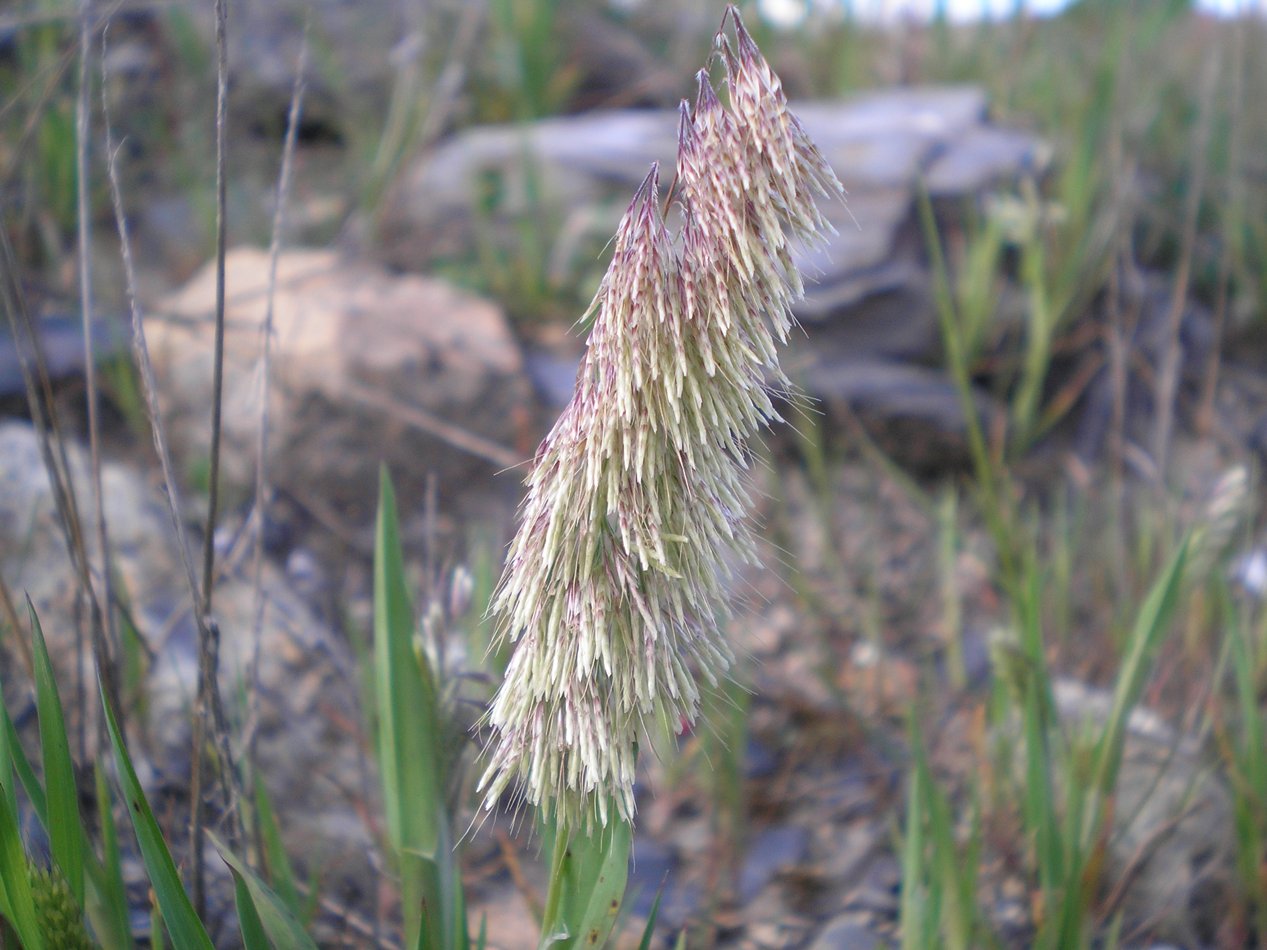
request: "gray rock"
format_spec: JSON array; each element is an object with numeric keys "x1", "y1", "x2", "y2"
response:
[
  {"x1": 809, "y1": 916, "x2": 887, "y2": 950},
  {"x1": 380, "y1": 86, "x2": 1046, "y2": 342},
  {"x1": 0, "y1": 315, "x2": 129, "y2": 399},
  {"x1": 1053, "y1": 680, "x2": 1234, "y2": 946},
  {"x1": 797, "y1": 358, "x2": 997, "y2": 437},
  {"x1": 990, "y1": 676, "x2": 1237, "y2": 945},
  {"x1": 738, "y1": 825, "x2": 811, "y2": 902},
  {"x1": 0, "y1": 420, "x2": 375, "y2": 911},
  {"x1": 378, "y1": 87, "x2": 1043, "y2": 461},
  {"x1": 926, "y1": 125, "x2": 1050, "y2": 195}
]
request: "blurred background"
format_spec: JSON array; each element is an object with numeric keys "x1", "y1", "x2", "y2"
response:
[{"x1": 3, "y1": 0, "x2": 1267, "y2": 947}]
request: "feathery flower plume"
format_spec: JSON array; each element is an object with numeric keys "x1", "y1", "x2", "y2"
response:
[{"x1": 479, "y1": 6, "x2": 846, "y2": 829}]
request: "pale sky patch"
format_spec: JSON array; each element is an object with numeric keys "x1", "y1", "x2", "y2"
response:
[{"x1": 758, "y1": 0, "x2": 1265, "y2": 28}]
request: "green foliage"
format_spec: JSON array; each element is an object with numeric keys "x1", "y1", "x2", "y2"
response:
[
  {"x1": 373, "y1": 468, "x2": 468, "y2": 950},
  {"x1": 901, "y1": 515, "x2": 1195, "y2": 946},
  {"x1": 28, "y1": 864, "x2": 94, "y2": 950},
  {"x1": 92, "y1": 762, "x2": 133, "y2": 950},
  {"x1": 899, "y1": 717, "x2": 984, "y2": 950},
  {"x1": 1218, "y1": 581, "x2": 1267, "y2": 938},
  {"x1": 212, "y1": 831, "x2": 319, "y2": 950},
  {"x1": 0, "y1": 781, "x2": 45, "y2": 949},
  {"x1": 0, "y1": 13, "x2": 78, "y2": 262},
  {"x1": 30, "y1": 604, "x2": 85, "y2": 906},
  {"x1": 540, "y1": 814, "x2": 633, "y2": 950},
  {"x1": 101, "y1": 678, "x2": 215, "y2": 950},
  {"x1": 5, "y1": 5, "x2": 1262, "y2": 948},
  {"x1": 479, "y1": 0, "x2": 578, "y2": 123}
]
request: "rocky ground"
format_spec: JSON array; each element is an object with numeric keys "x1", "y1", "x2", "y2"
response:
[{"x1": 2, "y1": 3, "x2": 1266, "y2": 948}]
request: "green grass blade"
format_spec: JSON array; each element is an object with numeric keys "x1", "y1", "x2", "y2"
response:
[
  {"x1": 373, "y1": 467, "x2": 453, "y2": 946},
  {"x1": 2, "y1": 667, "x2": 129, "y2": 948},
  {"x1": 899, "y1": 731, "x2": 927, "y2": 950},
  {"x1": 0, "y1": 784, "x2": 43, "y2": 949},
  {"x1": 374, "y1": 468, "x2": 438, "y2": 851},
  {"x1": 1219, "y1": 586, "x2": 1267, "y2": 935},
  {"x1": 151, "y1": 903, "x2": 166, "y2": 950},
  {"x1": 101, "y1": 682, "x2": 214, "y2": 950},
  {"x1": 919, "y1": 743, "x2": 974, "y2": 949},
  {"x1": 1089, "y1": 536, "x2": 1189, "y2": 799},
  {"x1": 254, "y1": 779, "x2": 302, "y2": 918},
  {"x1": 29, "y1": 603, "x2": 85, "y2": 905},
  {"x1": 1, "y1": 690, "x2": 46, "y2": 825},
  {"x1": 231, "y1": 871, "x2": 270, "y2": 950},
  {"x1": 210, "y1": 830, "x2": 318, "y2": 950},
  {"x1": 92, "y1": 763, "x2": 135, "y2": 950},
  {"x1": 0, "y1": 679, "x2": 18, "y2": 824},
  {"x1": 539, "y1": 812, "x2": 632, "y2": 950},
  {"x1": 636, "y1": 883, "x2": 666, "y2": 950},
  {"x1": 897, "y1": 719, "x2": 937, "y2": 950}
]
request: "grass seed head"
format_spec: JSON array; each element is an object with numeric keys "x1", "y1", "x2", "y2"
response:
[{"x1": 479, "y1": 5, "x2": 846, "y2": 830}]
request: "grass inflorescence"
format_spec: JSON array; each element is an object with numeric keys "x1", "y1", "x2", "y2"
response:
[{"x1": 478, "y1": 7, "x2": 845, "y2": 831}]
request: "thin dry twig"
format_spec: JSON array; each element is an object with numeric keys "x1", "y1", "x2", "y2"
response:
[
  {"x1": 412, "y1": 2, "x2": 482, "y2": 154},
  {"x1": 100, "y1": 27, "x2": 203, "y2": 658},
  {"x1": 188, "y1": 0, "x2": 234, "y2": 914},
  {"x1": 243, "y1": 14, "x2": 308, "y2": 779},
  {"x1": 494, "y1": 830, "x2": 544, "y2": 921},
  {"x1": 1150, "y1": 48, "x2": 1219, "y2": 477},
  {"x1": 0, "y1": 228, "x2": 106, "y2": 758},
  {"x1": 98, "y1": 12, "x2": 237, "y2": 912},
  {"x1": 340, "y1": 377, "x2": 523, "y2": 470},
  {"x1": 1196, "y1": 23, "x2": 1245, "y2": 436},
  {"x1": 77, "y1": 0, "x2": 124, "y2": 741}
]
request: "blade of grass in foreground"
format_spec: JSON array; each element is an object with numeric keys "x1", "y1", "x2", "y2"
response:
[
  {"x1": 0, "y1": 658, "x2": 130, "y2": 948},
  {"x1": 1227, "y1": 589, "x2": 1267, "y2": 938},
  {"x1": 93, "y1": 762, "x2": 135, "y2": 950},
  {"x1": 0, "y1": 678, "x2": 45, "y2": 825},
  {"x1": 231, "y1": 870, "x2": 269, "y2": 950},
  {"x1": 539, "y1": 810, "x2": 631, "y2": 949},
  {"x1": 637, "y1": 885, "x2": 666, "y2": 950},
  {"x1": 0, "y1": 669, "x2": 41, "y2": 948},
  {"x1": 0, "y1": 781, "x2": 43, "y2": 949},
  {"x1": 211, "y1": 830, "x2": 318, "y2": 950},
  {"x1": 253, "y1": 776, "x2": 303, "y2": 918},
  {"x1": 898, "y1": 748, "x2": 929, "y2": 950},
  {"x1": 374, "y1": 467, "x2": 462, "y2": 948},
  {"x1": 101, "y1": 679, "x2": 214, "y2": 950},
  {"x1": 30, "y1": 603, "x2": 85, "y2": 905}
]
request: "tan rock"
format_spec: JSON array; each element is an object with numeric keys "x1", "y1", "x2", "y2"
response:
[{"x1": 149, "y1": 246, "x2": 531, "y2": 515}]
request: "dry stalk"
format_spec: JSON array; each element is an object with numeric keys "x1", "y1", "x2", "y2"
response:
[
  {"x1": 100, "y1": 25, "x2": 204, "y2": 664},
  {"x1": 1150, "y1": 49, "x2": 1219, "y2": 477},
  {"x1": 243, "y1": 14, "x2": 308, "y2": 787},
  {"x1": 0, "y1": 228, "x2": 107, "y2": 758},
  {"x1": 98, "y1": 13, "x2": 236, "y2": 915},
  {"x1": 186, "y1": 0, "x2": 235, "y2": 914},
  {"x1": 1196, "y1": 22, "x2": 1245, "y2": 436},
  {"x1": 77, "y1": 0, "x2": 124, "y2": 744},
  {"x1": 0, "y1": 575, "x2": 34, "y2": 678}
]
